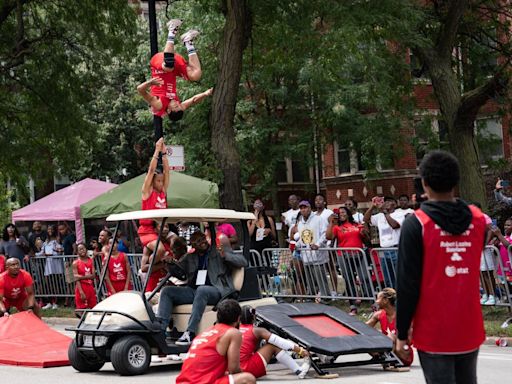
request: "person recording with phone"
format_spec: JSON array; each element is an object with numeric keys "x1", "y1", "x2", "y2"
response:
[
  {"x1": 363, "y1": 196, "x2": 404, "y2": 288},
  {"x1": 494, "y1": 178, "x2": 512, "y2": 205}
]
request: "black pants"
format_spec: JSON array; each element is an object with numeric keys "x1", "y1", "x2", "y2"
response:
[{"x1": 418, "y1": 349, "x2": 479, "y2": 384}]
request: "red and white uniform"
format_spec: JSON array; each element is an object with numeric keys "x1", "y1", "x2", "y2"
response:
[
  {"x1": 176, "y1": 323, "x2": 233, "y2": 384},
  {"x1": 378, "y1": 310, "x2": 413, "y2": 366},
  {"x1": 412, "y1": 205, "x2": 486, "y2": 353},
  {"x1": 0, "y1": 269, "x2": 33, "y2": 311},
  {"x1": 239, "y1": 324, "x2": 267, "y2": 378},
  {"x1": 146, "y1": 241, "x2": 173, "y2": 292},
  {"x1": 138, "y1": 190, "x2": 167, "y2": 246},
  {"x1": 150, "y1": 53, "x2": 189, "y2": 116},
  {"x1": 106, "y1": 252, "x2": 132, "y2": 295},
  {"x1": 74, "y1": 258, "x2": 97, "y2": 309}
]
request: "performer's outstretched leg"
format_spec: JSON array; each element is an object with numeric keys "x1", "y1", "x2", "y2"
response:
[
  {"x1": 181, "y1": 30, "x2": 202, "y2": 81},
  {"x1": 163, "y1": 19, "x2": 183, "y2": 70}
]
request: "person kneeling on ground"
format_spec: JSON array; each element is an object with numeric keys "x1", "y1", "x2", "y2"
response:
[
  {"x1": 366, "y1": 288, "x2": 413, "y2": 368},
  {"x1": 176, "y1": 299, "x2": 256, "y2": 384},
  {"x1": 240, "y1": 306, "x2": 311, "y2": 379},
  {"x1": 0, "y1": 258, "x2": 41, "y2": 318},
  {"x1": 156, "y1": 230, "x2": 248, "y2": 345}
]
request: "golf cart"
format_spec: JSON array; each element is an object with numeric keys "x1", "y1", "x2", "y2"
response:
[{"x1": 67, "y1": 208, "x2": 277, "y2": 376}]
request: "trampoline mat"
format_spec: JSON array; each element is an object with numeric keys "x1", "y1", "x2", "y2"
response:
[
  {"x1": 0, "y1": 312, "x2": 71, "y2": 367},
  {"x1": 256, "y1": 303, "x2": 392, "y2": 356}
]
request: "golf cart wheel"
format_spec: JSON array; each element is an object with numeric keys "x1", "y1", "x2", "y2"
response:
[
  {"x1": 111, "y1": 335, "x2": 151, "y2": 376},
  {"x1": 68, "y1": 340, "x2": 105, "y2": 372}
]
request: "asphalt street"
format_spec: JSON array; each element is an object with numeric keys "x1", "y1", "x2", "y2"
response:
[{"x1": 0, "y1": 322, "x2": 511, "y2": 384}]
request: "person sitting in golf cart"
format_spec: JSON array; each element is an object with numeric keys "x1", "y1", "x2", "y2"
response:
[{"x1": 156, "y1": 230, "x2": 247, "y2": 345}]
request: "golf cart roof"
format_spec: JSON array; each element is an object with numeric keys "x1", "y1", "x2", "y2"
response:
[{"x1": 106, "y1": 208, "x2": 256, "y2": 223}]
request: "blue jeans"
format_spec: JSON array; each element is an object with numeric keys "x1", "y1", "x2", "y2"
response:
[
  {"x1": 381, "y1": 249, "x2": 398, "y2": 288},
  {"x1": 418, "y1": 349, "x2": 478, "y2": 384},
  {"x1": 156, "y1": 285, "x2": 221, "y2": 334}
]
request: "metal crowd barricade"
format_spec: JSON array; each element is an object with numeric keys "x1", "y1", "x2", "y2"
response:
[
  {"x1": 22, "y1": 254, "x2": 144, "y2": 301},
  {"x1": 370, "y1": 247, "x2": 398, "y2": 290},
  {"x1": 257, "y1": 248, "x2": 377, "y2": 302}
]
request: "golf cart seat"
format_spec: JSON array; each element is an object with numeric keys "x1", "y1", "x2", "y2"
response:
[
  {"x1": 172, "y1": 266, "x2": 245, "y2": 332},
  {"x1": 172, "y1": 267, "x2": 277, "y2": 333}
]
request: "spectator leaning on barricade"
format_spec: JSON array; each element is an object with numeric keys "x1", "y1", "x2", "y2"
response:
[
  {"x1": 396, "y1": 150, "x2": 486, "y2": 384},
  {"x1": 37, "y1": 224, "x2": 64, "y2": 310},
  {"x1": 0, "y1": 258, "x2": 41, "y2": 318},
  {"x1": 0, "y1": 223, "x2": 30, "y2": 263},
  {"x1": 27, "y1": 221, "x2": 47, "y2": 255},
  {"x1": 345, "y1": 198, "x2": 364, "y2": 224},
  {"x1": 326, "y1": 206, "x2": 369, "y2": 314},
  {"x1": 290, "y1": 200, "x2": 330, "y2": 298},
  {"x1": 364, "y1": 196, "x2": 404, "y2": 288},
  {"x1": 248, "y1": 199, "x2": 277, "y2": 259},
  {"x1": 281, "y1": 194, "x2": 300, "y2": 245}
]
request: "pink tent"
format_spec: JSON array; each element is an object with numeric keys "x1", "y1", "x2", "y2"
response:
[{"x1": 12, "y1": 178, "x2": 117, "y2": 242}]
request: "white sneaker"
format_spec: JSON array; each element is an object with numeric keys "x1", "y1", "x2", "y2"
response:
[
  {"x1": 42, "y1": 303, "x2": 52, "y2": 310},
  {"x1": 176, "y1": 330, "x2": 194, "y2": 346},
  {"x1": 485, "y1": 295, "x2": 496, "y2": 305},
  {"x1": 166, "y1": 354, "x2": 182, "y2": 361},
  {"x1": 151, "y1": 355, "x2": 163, "y2": 363},
  {"x1": 298, "y1": 357, "x2": 311, "y2": 379},
  {"x1": 166, "y1": 19, "x2": 182, "y2": 34},
  {"x1": 52, "y1": 303, "x2": 58, "y2": 310},
  {"x1": 180, "y1": 29, "x2": 200, "y2": 44},
  {"x1": 480, "y1": 294, "x2": 488, "y2": 305}
]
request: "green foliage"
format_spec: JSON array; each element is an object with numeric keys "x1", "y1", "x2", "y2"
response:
[{"x1": 0, "y1": 0, "x2": 138, "y2": 197}]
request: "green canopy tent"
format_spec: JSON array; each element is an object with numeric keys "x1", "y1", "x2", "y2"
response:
[{"x1": 80, "y1": 171, "x2": 219, "y2": 219}]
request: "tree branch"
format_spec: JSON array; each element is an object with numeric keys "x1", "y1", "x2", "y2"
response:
[
  {"x1": 458, "y1": 65, "x2": 510, "y2": 115},
  {"x1": 0, "y1": 0, "x2": 30, "y2": 26},
  {"x1": 437, "y1": 0, "x2": 469, "y2": 58}
]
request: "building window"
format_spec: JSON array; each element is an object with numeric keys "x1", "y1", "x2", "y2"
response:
[
  {"x1": 334, "y1": 141, "x2": 371, "y2": 175},
  {"x1": 477, "y1": 118, "x2": 503, "y2": 163},
  {"x1": 337, "y1": 145, "x2": 351, "y2": 174},
  {"x1": 276, "y1": 158, "x2": 312, "y2": 183}
]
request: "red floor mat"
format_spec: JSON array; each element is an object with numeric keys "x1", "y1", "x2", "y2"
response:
[{"x1": 0, "y1": 311, "x2": 71, "y2": 367}]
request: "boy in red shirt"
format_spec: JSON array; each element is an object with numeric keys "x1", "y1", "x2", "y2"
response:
[
  {"x1": 73, "y1": 243, "x2": 97, "y2": 310},
  {"x1": 0, "y1": 258, "x2": 41, "y2": 318},
  {"x1": 176, "y1": 299, "x2": 255, "y2": 384}
]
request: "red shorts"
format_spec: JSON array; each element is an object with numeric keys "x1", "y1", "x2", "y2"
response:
[
  {"x1": 213, "y1": 375, "x2": 233, "y2": 384},
  {"x1": 75, "y1": 283, "x2": 97, "y2": 309},
  {"x1": 139, "y1": 233, "x2": 159, "y2": 247},
  {"x1": 107, "y1": 280, "x2": 133, "y2": 296},
  {"x1": 3, "y1": 295, "x2": 28, "y2": 312},
  {"x1": 151, "y1": 96, "x2": 170, "y2": 117},
  {"x1": 241, "y1": 352, "x2": 267, "y2": 378}
]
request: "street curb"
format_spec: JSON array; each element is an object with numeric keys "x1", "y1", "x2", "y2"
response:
[{"x1": 43, "y1": 316, "x2": 79, "y2": 326}]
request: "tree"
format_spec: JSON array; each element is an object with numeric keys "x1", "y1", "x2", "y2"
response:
[
  {"x1": 407, "y1": 0, "x2": 511, "y2": 207},
  {"x1": 209, "y1": 0, "x2": 252, "y2": 210},
  {"x1": 0, "y1": 0, "x2": 137, "y2": 197}
]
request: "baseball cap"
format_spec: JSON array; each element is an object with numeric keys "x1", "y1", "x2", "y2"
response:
[{"x1": 298, "y1": 200, "x2": 311, "y2": 207}]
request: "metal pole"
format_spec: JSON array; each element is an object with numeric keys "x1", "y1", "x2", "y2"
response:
[{"x1": 148, "y1": 0, "x2": 163, "y2": 142}]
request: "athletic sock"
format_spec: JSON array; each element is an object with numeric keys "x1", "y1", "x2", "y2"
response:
[
  {"x1": 185, "y1": 40, "x2": 197, "y2": 56},
  {"x1": 276, "y1": 350, "x2": 300, "y2": 374},
  {"x1": 167, "y1": 30, "x2": 175, "y2": 45}
]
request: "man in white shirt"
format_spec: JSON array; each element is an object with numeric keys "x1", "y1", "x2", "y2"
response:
[
  {"x1": 363, "y1": 196, "x2": 404, "y2": 288},
  {"x1": 314, "y1": 194, "x2": 333, "y2": 225},
  {"x1": 345, "y1": 198, "x2": 364, "y2": 224},
  {"x1": 291, "y1": 200, "x2": 329, "y2": 297},
  {"x1": 281, "y1": 194, "x2": 300, "y2": 242},
  {"x1": 394, "y1": 194, "x2": 414, "y2": 219}
]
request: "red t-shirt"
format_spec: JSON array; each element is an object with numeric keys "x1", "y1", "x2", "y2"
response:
[
  {"x1": 138, "y1": 190, "x2": 167, "y2": 235},
  {"x1": 107, "y1": 252, "x2": 129, "y2": 282},
  {"x1": 177, "y1": 323, "x2": 233, "y2": 384},
  {"x1": 76, "y1": 258, "x2": 94, "y2": 286},
  {"x1": 0, "y1": 270, "x2": 33, "y2": 300},
  {"x1": 150, "y1": 52, "x2": 188, "y2": 100},
  {"x1": 0, "y1": 255, "x2": 5, "y2": 274},
  {"x1": 333, "y1": 222, "x2": 364, "y2": 248},
  {"x1": 239, "y1": 324, "x2": 259, "y2": 363}
]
